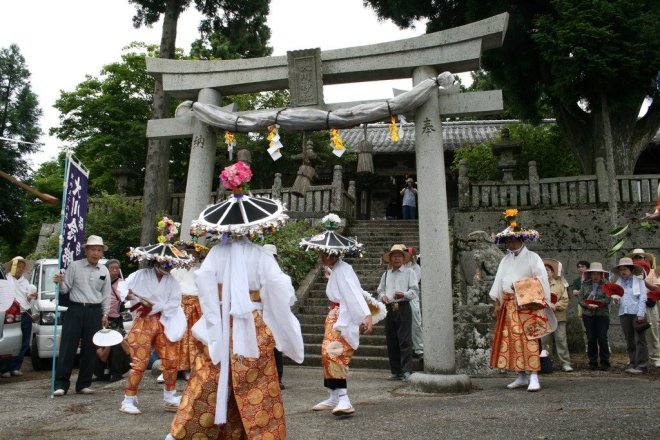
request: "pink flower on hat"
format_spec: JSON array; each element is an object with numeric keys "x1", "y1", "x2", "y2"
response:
[{"x1": 220, "y1": 161, "x2": 253, "y2": 191}]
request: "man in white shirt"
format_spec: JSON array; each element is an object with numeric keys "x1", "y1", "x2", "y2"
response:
[
  {"x1": 377, "y1": 244, "x2": 419, "y2": 380},
  {"x1": 52, "y1": 236, "x2": 112, "y2": 396},
  {"x1": 1, "y1": 256, "x2": 36, "y2": 377}
]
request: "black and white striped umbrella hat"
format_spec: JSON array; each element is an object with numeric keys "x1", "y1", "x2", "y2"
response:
[
  {"x1": 191, "y1": 193, "x2": 288, "y2": 240},
  {"x1": 299, "y1": 213, "x2": 364, "y2": 257},
  {"x1": 128, "y1": 243, "x2": 194, "y2": 269}
]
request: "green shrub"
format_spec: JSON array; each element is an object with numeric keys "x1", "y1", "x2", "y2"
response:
[
  {"x1": 86, "y1": 193, "x2": 142, "y2": 274},
  {"x1": 260, "y1": 220, "x2": 320, "y2": 289},
  {"x1": 451, "y1": 123, "x2": 582, "y2": 181}
]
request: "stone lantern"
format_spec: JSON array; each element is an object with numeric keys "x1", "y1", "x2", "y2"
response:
[{"x1": 491, "y1": 127, "x2": 521, "y2": 181}]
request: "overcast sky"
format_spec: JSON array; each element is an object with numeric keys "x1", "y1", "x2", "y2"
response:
[{"x1": 2, "y1": 0, "x2": 439, "y2": 170}]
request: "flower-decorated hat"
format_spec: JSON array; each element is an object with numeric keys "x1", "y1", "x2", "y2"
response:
[
  {"x1": 299, "y1": 213, "x2": 364, "y2": 257},
  {"x1": 191, "y1": 161, "x2": 288, "y2": 241},
  {"x1": 492, "y1": 208, "x2": 540, "y2": 244},
  {"x1": 127, "y1": 216, "x2": 194, "y2": 269}
]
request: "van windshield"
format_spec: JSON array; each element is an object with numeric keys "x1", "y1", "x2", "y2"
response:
[{"x1": 41, "y1": 264, "x2": 60, "y2": 299}]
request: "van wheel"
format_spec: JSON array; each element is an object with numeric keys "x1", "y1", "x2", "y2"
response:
[{"x1": 30, "y1": 338, "x2": 49, "y2": 371}]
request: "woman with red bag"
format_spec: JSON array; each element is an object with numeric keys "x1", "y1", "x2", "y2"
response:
[{"x1": 579, "y1": 262, "x2": 612, "y2": 370}]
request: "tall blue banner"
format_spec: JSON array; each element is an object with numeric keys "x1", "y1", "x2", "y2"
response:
[
  {"x1": 51, "y1": 154, "x2": 89, "y2": 397},
  {"x1": 59, "y1": 155, "x2": 89, "y2": 269}
]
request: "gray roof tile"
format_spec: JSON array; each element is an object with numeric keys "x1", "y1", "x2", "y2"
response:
[{"x1": 340, "y1": 119, "x2": 660, "y2": 154}]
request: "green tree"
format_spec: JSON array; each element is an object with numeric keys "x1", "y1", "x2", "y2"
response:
[
  {"x1": 51, "y1": 44, "x2": 157, "y2": 196},
  {"x1": 190, "y1": 0, "x2": 272, "y2": 60},
  {"x1": 18, "y1": 157, "x2": 63, "y2": 258},
  {"x1": 128, "y1": 0, "x2": 273, "y2": 246},
  {"x1": 0, "y1": 44, "x2": 42, "y2": 254},
  {"x1": 363, "y1": 0, "x2": 660, "y2": 174},
  {"x1": 86, "y1": 193, "x2": 143, "y2": 274}
]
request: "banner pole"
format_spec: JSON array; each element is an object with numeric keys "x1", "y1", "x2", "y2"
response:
[{"x1": 50, "y1": 154, "x2": 71, "y2": 398}]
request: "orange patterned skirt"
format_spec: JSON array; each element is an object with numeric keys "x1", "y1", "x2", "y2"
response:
[
  {"x1": 125, "y1": 313, "x2": 180, "y2": 393},
  {"x1": 321, "y1": 306, "x2": 355, "y2": 380},
  {"x1": 170, "y1": 310, "x2": 286, "y2": 440},
  {"x1": 490, "y1": 293, "x2": 541, "y2": 372},
  {"x1": 177, "y1": 295, "x2": 203, "y2": 371}
]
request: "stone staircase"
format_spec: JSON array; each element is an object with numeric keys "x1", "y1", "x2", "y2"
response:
[{"x1": 291, "y1": 220, "x2": 422, "y2": 370}]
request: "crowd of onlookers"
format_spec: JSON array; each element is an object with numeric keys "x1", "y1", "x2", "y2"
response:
[{"x1": 544, "y1": 249, "x2": 659, "y2": 374}]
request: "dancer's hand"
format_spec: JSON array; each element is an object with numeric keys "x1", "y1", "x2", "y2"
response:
[{"x1": 361, "y1": 315, "x2": 373, "y2": 335}]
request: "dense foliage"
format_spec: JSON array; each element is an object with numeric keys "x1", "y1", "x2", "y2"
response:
[
  {"x1": 0, "y1": 44, "x2": 42, "y2": 254},
  {"x1": 364, "y1": 0, "x2": 660, "y2": 174}
]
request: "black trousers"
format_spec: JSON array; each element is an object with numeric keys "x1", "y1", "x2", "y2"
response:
[
  {"x1": 274, "y1": 348, "x2": 283, "y2": 382},
  {"x1": 93, "y1": 344, "x2": 131, "y2": 380},
  {"x1": 384, "y1": 301, "x2": 413, "y2": 375},
  {"x1": 55, "y1": 302, "x2": 102, "y2": 392}
]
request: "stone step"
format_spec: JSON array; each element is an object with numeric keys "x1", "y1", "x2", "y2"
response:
[
  {"x1": 303, "y1": 343, "x2": 389, "y2": 357},
  {"x1": 301, "y1": 332, "x2": 386, "y2": 345},
  {"x1": 293, "y1": 219, "x2": 420, "y2": 370},
  {"x1": 285, "y1": 353, "x2": 424, "y2": 371},
  {"x1": 298, "y1": 321, "x2": 387, "y2": 336}
]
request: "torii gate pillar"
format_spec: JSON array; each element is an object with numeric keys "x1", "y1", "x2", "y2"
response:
[
  {"x1": 180, "y1": 88, "x2": 222, "y2": 240},
  {"x1": 409, "y1": 66, "x2": 471, "y2": 392}
]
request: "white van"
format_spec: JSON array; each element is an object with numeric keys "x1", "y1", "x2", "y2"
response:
[{"x1": 29, "y1": 259, "x2": 133, "y2": 370}]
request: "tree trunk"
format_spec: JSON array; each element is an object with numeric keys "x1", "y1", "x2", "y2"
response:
[
  {"x1": 139, "y1": 0, "x2": 179, "y2": 245},
  {"x1": 601, "y1": 94, "x2": 619, "y2": 234},
  {"x1": 554, "y1": 98, "x2": 660, "y2": 176}
]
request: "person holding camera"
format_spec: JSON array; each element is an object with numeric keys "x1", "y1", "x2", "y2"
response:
[{"x1": 400, "y1": 177, "x2": 418, "y2": 219}]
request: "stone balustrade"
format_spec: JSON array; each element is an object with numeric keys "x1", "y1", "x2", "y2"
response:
[{"x1": 458, "y1": 157, "x2": 660, "y2": 209}]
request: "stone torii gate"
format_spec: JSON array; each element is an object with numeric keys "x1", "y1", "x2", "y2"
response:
[{"x1": 146, "y1": 13, "x2": 508, "y2": 391}]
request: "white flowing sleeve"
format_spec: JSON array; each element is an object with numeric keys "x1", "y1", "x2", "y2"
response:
[
  {"x1": 155, "y1": 277, "x2": 185, "y2": 342},
  {"x1": 530, "y1": 253, "x2": 551, "y2": 304},
  {"x1": 488, "y1": 257, "x2": 506, "y2": 302},
  {"x1": 333, "y1": 262, "x2": 370, "y2": 350},
  {"x1": 192, "y1": 246, "x2": 224, "y2": 365},
  {"x1": 260, "y1": 254, "x2": 304, "y2": 364}
]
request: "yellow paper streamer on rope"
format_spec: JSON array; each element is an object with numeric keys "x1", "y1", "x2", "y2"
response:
[
  {"x1": 224, "y1": 131, "x2": 236, "y2": 159},
  {"x1": 329, "y1": 128, "x2": 345, "y2": 157},
  {"x1": 266, "y1": 124, "x2": 283, "y2": 160},
  {"x1": 389, "y1": 115, "x2": 399, "y2": 142}
]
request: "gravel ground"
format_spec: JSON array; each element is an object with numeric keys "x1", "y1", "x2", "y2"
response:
[{"x1": 0, "y1": 354, "x2": 658, "y2": 440}]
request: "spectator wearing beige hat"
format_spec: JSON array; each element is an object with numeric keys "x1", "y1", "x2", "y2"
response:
[
  {"x1": 377, "y1": 244, "x2": 419, "y2": 380},
  {"x1": 52, "y1": 235, "x2": 112, "y2": 395},
  {"x1": 626, "y1": 248, "x2": 660, "y2": 368},
  {"x1": 612, "y1": 257, "x2": 649, "y2": 374},
  {"x1": 579, "y1": 262, "x2": 612, "y2": 371},
  {"x1": 0, "y1": 256, "x2": 36, "y2": 377}
]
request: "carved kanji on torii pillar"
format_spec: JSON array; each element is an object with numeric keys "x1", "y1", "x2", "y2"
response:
[{"x1": 145, "y1": 13, "x2": 509, "y2": 392}]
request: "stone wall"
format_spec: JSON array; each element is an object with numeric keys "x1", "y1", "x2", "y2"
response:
[{"x1": 450, "y1": 205, "x2": 660, "y2": 374}]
